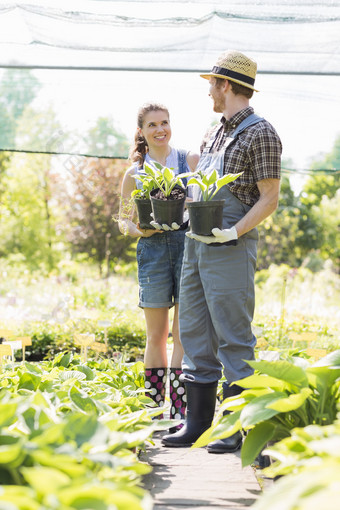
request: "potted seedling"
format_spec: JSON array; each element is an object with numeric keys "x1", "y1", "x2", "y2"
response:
[
  {"x1": 131, "y1": 173, "x2": 157, "y2": 229},
  {"x1": 186, "y1": 169, "x2": 243, "y2": 235},
  {"x1": 145, "y1": 162, "x2": 195, "y2": 228}
]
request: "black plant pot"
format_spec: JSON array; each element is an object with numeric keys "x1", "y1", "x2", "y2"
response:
[
  {"x1": 150, "y1": 187, "x2": 186, "y2": 227},
  {"x1": 187, "y1": 200, "x2": 225, "y2": 236},
  {"x1": 134, "y1": 198, "x2": 155, "y2": 229}
]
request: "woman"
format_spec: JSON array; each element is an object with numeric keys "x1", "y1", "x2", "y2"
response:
[{"x1": 119, "y1": 102, "x2": 198, "y2": 429}]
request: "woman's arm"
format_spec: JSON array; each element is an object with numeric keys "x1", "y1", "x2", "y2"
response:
[{"x1": 118, "y1": 167, "x2": 143, "y2": 237}]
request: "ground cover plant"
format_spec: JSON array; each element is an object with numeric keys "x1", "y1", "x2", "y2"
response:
[
  {"x1": 252, "y1": 417, "x2": 340, "y2": 509},
  {"x1": 193, "y1": 350, "x2": 340, "y2": 468},
  {"x1": 0, "y1": 353, "x2": 164, "y2": 510}
]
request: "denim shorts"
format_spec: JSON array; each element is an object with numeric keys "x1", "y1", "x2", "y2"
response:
[{"x1": 136, "y1": 230, "x2": 186, "y2": 308}]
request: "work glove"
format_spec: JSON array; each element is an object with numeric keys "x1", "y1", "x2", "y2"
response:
[
  {"x1": 186, "y1": 226, "x2": 238, "y2": 244},
  {"x1": 150, "y1": 210, "x2": 188, "y2": 231},
  {"x1": 150, "y1": 220, "x2": 180, "y2": 231}
]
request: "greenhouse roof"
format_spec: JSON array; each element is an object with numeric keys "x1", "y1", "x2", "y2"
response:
[{"x1": 1, "y1": 0, "x2": 340, "y2": 75}]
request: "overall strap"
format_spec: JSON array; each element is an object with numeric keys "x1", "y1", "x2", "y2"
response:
[
  {"x1": 176, "y1": 148, "x2": 188, "y2": 173},
  {"x1": 176, "y1": 148, "x2": 189, "y2": 188},
  {"x1": 231, "y1": 113, "x2": 264, "y2": 138}
]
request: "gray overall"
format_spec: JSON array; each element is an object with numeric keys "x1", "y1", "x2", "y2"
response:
[{"x1": 180, "y1": 115, "x2": 263, "y2": 385}]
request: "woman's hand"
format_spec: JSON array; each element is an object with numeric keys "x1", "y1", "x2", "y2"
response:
[{"x1": 119, "y1": 219, "x2": 143, "y2": 237}]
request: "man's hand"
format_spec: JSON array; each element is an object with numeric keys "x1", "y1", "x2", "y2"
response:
[{"x1": 186, "y1": 226, "x2": 238, "y2": 244}]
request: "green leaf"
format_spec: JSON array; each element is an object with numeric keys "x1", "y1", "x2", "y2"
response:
[
  {"x1": 193, "y1": 411, "x2": 242, "y2": 448},
  {"x1": 18, "y1": 372, "x2": 41, "y2": 391},
  {"x1": 0, "y1": 438, "x2": 24, "y2": 466},
  {"x1": 219, "y1": 171, "x2": 243, "y2": 185},
  {"x1": 69, "y1": 386, "x2": 98, "y2": 414},
  {"x1": 267, "y1": 387, "x2": 313, "y2": 412},
  {"x1": 312, "y1": 349, "x2": 340, "y2": 368},
  {"x1": 307, "y1": 366, "x2": 340, "y2": 391},
  {"x1": 63, "y1": 413, "x2": 98, "y2": 446},
  {"x1": 237, "y1": 374, "x2": 288, "y2": 391},
  {"x1": 241, "y1": 421, "x2": 276, "y2": 467},
  {"x1": 76, "y1": 364, "x2": 96, "y2": 380},
  {"x1": 0, "y1": 486, "x2": 41, "y2": 510},
  {"x1": 240, "y1": 392, "x2": 285, "y2": 428},
  {"x1": 247, "y1": 359, "x2": 309, "y2": 388},
  {"x1": 59, "y1": 370, "x2": 87, "y2": 382},
  {"x1": 21, "y1": 466, "x2": 71, "y2": 494},
  {"x1": 0, "y1": 403, "x2": 17, "y2": 427}
]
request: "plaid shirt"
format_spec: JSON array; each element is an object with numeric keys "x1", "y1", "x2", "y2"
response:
[{"x1": 201, "y1": 107, "x2": 282, "y2": 206}]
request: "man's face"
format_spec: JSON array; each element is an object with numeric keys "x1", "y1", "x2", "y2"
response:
[{"x1": 208, "y1": 77, "x2": 226, "y2": 113}]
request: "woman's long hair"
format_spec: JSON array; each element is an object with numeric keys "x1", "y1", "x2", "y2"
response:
[{"x1": 129, "y1": 102, "x2": 170, "y2": 166}]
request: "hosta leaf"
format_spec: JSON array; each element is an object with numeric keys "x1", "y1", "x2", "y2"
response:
[
  {"x1": 267, "y1": 387, "x2": 313, "y2": 412},
  {"x1": 193, "y1": 411, "x2": 242, "y2": 448},
  {"x1": 59, "y1": 485, "x2": 151, "y2": 510},
  {"x1": 76, "y1": 365, "x2": 96, "y2": 380},
  {"x1": 59, "y1": 370, "x2": 86, "y2": 382},
  {"x1": 18, "y1": 372, "x2": 41, "y2": 391},
  {"x1": 236, "y1": 374, "x2": 288, "y2": 391},
  {"x1": 69, "y1": 387, "x2": 98, "y2": 414},
  {"x1": 0, "y1": 403, "x2": 17, "y2": 427},
  {"x1": 312, "y1": 349, "x2": 340, "y2": 368},
  {"x1": 247, "y1": 359, "x2": 309, "y2": 388},
  {"x1": 64, "y1": 413, "x2": 98, "y2": 446},
  {"x1": 240, "y1": 392, "x2": 285, "y2": 428},
  {"x1": 23, "y1": 362, "x2": 43, "y2": 375},
  {"x1": 0, "y1": 439, "x2": 24, "y2": 466},
  {"x1": 307, "y1": 366, "x2": 340, "y2": 391},
  {"x1": 0, "y1": 486, "x2": 41, "y2": 510},
  {"x1": 241, "y1": 421, "x2": 276, "y2": 467},
  {"x1": 31, "y1": 450, "x2": 88, "y2": 478},
  {"x1": 21, "y1": 466, "x2": 71, "y2": 494}
]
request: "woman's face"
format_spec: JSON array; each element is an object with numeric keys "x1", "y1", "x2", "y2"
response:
[{"x1": 140, "y1": 110, "x2": 171, "y2": 149}]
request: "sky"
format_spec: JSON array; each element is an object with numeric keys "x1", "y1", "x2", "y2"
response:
[{"x1": 34, "y1": 68, "x2": 340, "y2": 192}]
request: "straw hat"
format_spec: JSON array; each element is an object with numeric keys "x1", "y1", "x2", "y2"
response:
[{"x1": 201, "y1": 50, "x2": 259, "y2": 92}]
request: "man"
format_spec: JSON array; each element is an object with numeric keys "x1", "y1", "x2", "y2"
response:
[{"x1": 162, "y1": 50, "x2": 282, "y2": 453}]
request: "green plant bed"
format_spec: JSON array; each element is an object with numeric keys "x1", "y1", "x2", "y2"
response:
[
  {"x1": 0, "y1": 354, "x2": 160, "y2": 510},
  {"x1": 17, "y1": 317, "x2": 146, "y2": 362},
  {"x1": 194, "y1": 350, "x2": 340, "y2": 467}
]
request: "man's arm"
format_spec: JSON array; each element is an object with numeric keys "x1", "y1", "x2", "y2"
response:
[{"x1": 235, "y1": 178, "x2": 280, "y2": 237}]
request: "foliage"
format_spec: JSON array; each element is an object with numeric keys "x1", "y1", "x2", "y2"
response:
[
  {"x1": 0, "y1": 354, "x2": 158, "y2": 509},
  {"x1": 193, "y1": 351, "x2": 340, "y2": 467},
  {"x1": 15, "y1": 316, "x2": 146, "y2": 363},
  {"x1": 144, "y1": 162, "x2": 194, "y2": 197},
  {"x1": 253, "y1": 418, "x2": 340, "y2": 509},
  {"x1": 187, "y1": 168, "x2": 243, "y2": 201},
  {"x1": 0, "y1": 69, "x2": 41, "y2": 149},
  {"x1": 0, "y1": 152, "x2": 65, "y2": 271},
  {"x1": 86, "y1": 116, "x2": 130, "y2": 157},
  {"x1": 132, "y1": 170, "x2": 158, "y2": 200},
  {"x1": 254, "y1": 263, "x2": 340, "y2": 326},
  {"x1": 56, "y1": 157, "x2": 136, "y2": 275}
]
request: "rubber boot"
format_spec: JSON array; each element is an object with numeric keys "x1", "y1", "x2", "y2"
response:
[
  {"x1": 207, "y1": 382, "x2": 243, "y2": 454},
  {"x1": 144, "y1": 368, "x2": 167, "y2": 418},
  {"x1": 168, "y1": 368, "x2": 186, "y2": 433},
  {"x1": 162, "y1": 380, "x2": 218, "y2": 447}
]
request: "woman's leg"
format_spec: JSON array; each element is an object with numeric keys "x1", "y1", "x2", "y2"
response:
[
  {"x1": 143, "y1": 307, "x2": 169, "y2": 367},
  {"x1": 143, "y1": 307, "x2": 169, "y2": 417}
]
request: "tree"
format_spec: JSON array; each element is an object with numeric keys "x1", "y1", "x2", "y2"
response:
[
  {"x1": 0, "y1": 69, "x2": 41, "y2": 149},
  {"x1": 59, "y1": 157, "x2": 135, "y2": 275},
  {"x1": 86, "y1": 116, "x2": 130, "y2": 157},
  {"x1": 0, "y1": 107, "x2": 67, "y2": 270},
  {"x1": 300, "y1": 134, "x2": 340, "y2": 208}
]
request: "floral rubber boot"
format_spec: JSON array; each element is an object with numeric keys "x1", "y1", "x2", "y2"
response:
[
  {"x1": 144, "y1": 367, "x2": 167, "y2": 418},
  {"x1": 169, "y1": 368, "x2": 187, "y2": 433}
]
